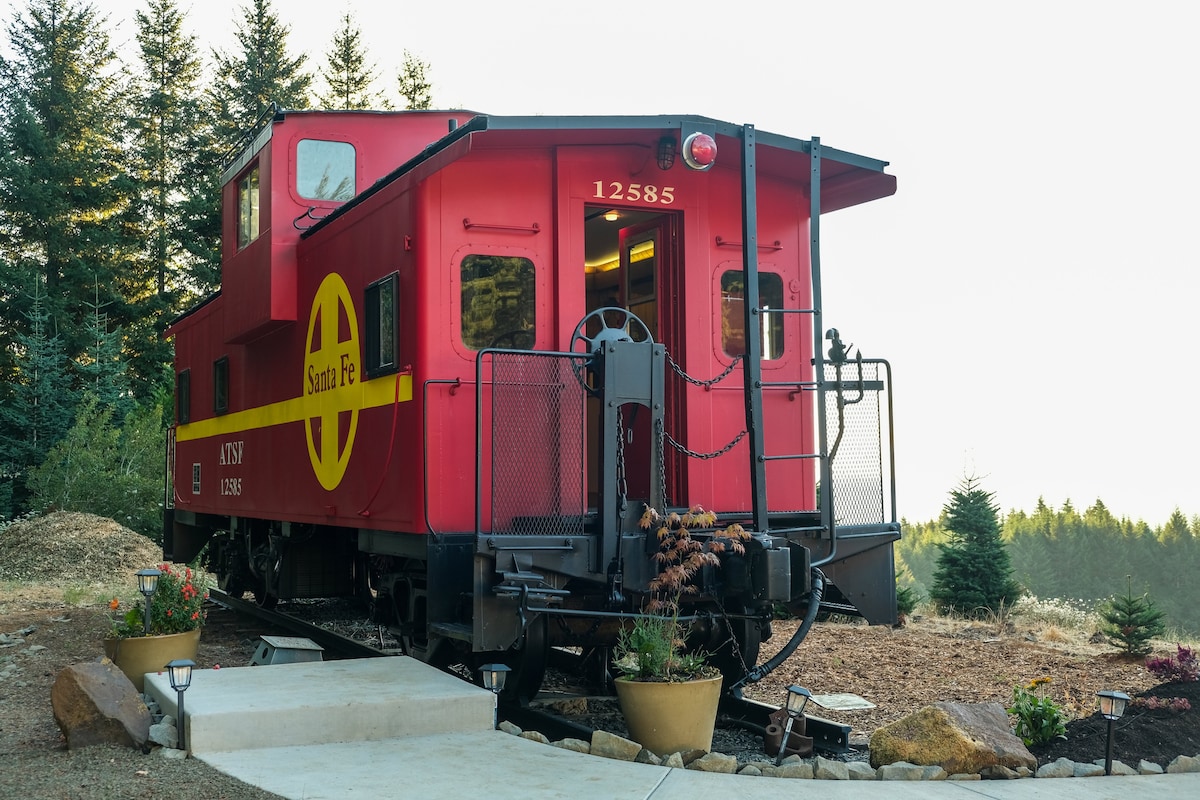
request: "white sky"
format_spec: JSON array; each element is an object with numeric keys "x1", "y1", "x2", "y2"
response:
[{"x1": 10, "y1": 0, "x2": 1199, "y2": 525}]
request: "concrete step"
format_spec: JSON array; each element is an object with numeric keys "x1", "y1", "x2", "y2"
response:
[{"x1": 145, "y1": 655, "x2": 496, "y2": 755}]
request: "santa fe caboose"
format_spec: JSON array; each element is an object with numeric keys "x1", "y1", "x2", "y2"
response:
[{"x1": 163, "y1": 107, "x2": 901, "y2": 699}]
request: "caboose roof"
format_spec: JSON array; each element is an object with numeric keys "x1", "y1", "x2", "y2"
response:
[{"x1": 303, "y1": 113, "x2": 895, "y2": 237}]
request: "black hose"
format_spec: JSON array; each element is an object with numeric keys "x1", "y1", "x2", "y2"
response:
[{"x1": 728, "y1": 567, "x2": 825, "y2": 692}]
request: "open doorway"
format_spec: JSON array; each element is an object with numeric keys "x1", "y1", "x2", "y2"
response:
[{"x1": 582, "y1": 206, "x2": 685, "y2": 508}]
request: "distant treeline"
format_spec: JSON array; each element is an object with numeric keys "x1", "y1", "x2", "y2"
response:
[{"x1": 898, "y1": 498, "x2": 1200, "y2": 636}]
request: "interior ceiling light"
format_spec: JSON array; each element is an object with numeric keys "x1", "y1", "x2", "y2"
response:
[{"x1": 603, "y1": 210, "x2": 620, "y2": 222}]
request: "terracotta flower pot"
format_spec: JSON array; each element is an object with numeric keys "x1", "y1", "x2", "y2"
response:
[
  {"x1": 103, "y1": 628, "x2": 201, "y2": 692},
  {"x1": 614, "y1": 674, "x2": 722, "y2": 756}
]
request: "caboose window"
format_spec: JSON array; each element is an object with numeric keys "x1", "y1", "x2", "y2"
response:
[
  {"x1": 297, "y1": 139, "x2": 356, "y2": 201},
  {"x1": 213, "y1": 356, "x2": 229, "y2": 415},
  {"x1": 721, "y1": 271, "x2": 785, "y2": 360},
  {"x1": 176, "y1": 369, "x2": 191, "y2": 425},
  {"x1": 237, "y1": 166, "x2": 260, "y2": 249},
  {"x1": 365, "y1": 272, "x2": 400, "y2": 378},
  {"x1": 460, "y1": 255, "x2": 536, "y2": 350}
]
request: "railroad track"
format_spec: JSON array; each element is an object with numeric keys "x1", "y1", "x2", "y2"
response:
[
  {"x1": 207, "y1": 589, "x2": 386, "y2": 659},
  {"x1": 204, "y1": 591, "x2": 844, "y2": 754},
  {"x1": 206, "y1": 590, "x2": 603, "y2": 741}
]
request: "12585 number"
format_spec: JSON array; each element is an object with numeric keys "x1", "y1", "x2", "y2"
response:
[{"x1": 593, "y1": 181, "x2": 675, "y2": 205}]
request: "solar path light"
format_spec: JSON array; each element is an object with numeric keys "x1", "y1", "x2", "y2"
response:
[
  {"x1": 135, "y1": 568, "x2": 161, "y2": 636},
  {"x1": 1096, "y1": 690, "x2": 1130, "y2": 775},
  {"x1": 776, "y1": 685, "x2": 812, "y2": 766},
  {"x1": 166, "y1": 659, "x2": 196, "y2": 752},
  {"x1": 480, "y1": 664, "x2": 510, "y2": 729}
]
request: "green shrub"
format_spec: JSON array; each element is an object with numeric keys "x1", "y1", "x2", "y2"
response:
[
  {"x1": 27, "y1": 395, "x2": 165, "y2": 541},
  {"x1": 1008, "y1": 677, "x2": 1067, "y2": 746}
]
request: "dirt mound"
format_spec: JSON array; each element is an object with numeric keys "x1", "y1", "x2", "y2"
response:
[
  {"x1": 1031, "y1": 679, "x2": 1200, "y2": 767},
  {"x1": 0, "y1": 511, "x2": 162, "y2": 584}
]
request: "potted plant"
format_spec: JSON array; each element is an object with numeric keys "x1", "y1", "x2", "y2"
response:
[
  {"x1": 104, "y1": 563, "x2": 208, "y2": 691},
  {"x1": 611, "y1": 504, "x2": 749, "y2": 756}
]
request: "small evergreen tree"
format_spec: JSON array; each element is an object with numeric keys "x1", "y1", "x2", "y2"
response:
[
  {"x1": 1098, "y1": 576, "x2": 1166, "y2": 656},
  {"x1": 318, "y1": 12, "x2": 386, "y2": 110},
  {"x1": 929, "y1": 476, "x2": 1021, "y2": 617},
  {"x1": 397, "y1": 49, "x2": 432, "y2": 110}
]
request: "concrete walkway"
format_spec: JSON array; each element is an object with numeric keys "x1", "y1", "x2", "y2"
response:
[
  {"x1": 143, "y1": 654, "x2": 1200, "y2": 800},
  {"x1": 199, "y1": 733, "x2": 1200, "y2": 800}
]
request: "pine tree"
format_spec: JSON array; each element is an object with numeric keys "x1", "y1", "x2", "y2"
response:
[
  {"x1": 318, "y1": 12, "x2": 386, "y2": 110},
  {"x1": 209, "y1": 0, "x2": 312, "y2": 143},
  {"x1": 1098, "y1": 576, "x2": 1166, "y2": 656},
  {"x1": 0, "y1": 0, "x2": 136, "y2": 377},
  {"x1": 124, "y1": 0, "x2": 219, "y2": 396},
  {"x1": 0, "y1": 280, "x2": 77, "y2": 514},
  {"x1": 929, "y1": 476, "x2": 1022, "y2": 617},
  {"x1": 397, "y1": 49, "x2": 432, "y2": 110}
]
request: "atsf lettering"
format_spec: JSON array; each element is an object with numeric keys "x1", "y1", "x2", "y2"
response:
[{"x1": 219, "y1": 440, "x2": 244, "y2": 465}]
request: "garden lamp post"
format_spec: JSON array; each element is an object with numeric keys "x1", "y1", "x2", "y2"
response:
[
  {"x1": 166, "y1": 659, "x2": 195, "y2": 752},
  {"x1": 776, "y1": 685, "x2": 812, "y2": 766},
  {"x1": 135, "y1": 569, "x2": 161, "y2": 636},
  {"x1": 480, "y1": 664, "x2": 510, "y2": 729},
  {"x1": 1096, "y1": 689, "x2": 1130, "y2": 775}
]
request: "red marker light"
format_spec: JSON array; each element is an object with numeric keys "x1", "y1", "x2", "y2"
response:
[{"x1": 682, "y1": 132, "x2": 717, "y2": 171}]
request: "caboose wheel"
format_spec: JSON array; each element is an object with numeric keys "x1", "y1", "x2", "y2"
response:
[
  {"x1": 705, "y1": 604, "x2": 764, "y2": 693},
  {"x1": 481, "y1": 615, "x2": 549, "y2": 705}
]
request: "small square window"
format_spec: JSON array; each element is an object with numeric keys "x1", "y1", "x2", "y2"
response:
[
  {"x1": 213, "y1": 356, "x2": 229, "y2": 414},
  {"x1": 721, "y1": 271, "x2": 785, "y2": 360},
  {"x1": 297, "y1": 139, "x2": 356, "y2": 201},
  {"x1": 461, "y1": 255, "x2": 536, "y2": 350},
  {"x1": 365, "y1": 272, "x2": 400, "y2": 378},
  {"x1": 177, "y1": 369, "x2": 191, "y2": 424}
]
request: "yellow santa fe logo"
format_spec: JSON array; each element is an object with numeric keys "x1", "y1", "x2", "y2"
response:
[{"x1": 303, "y1": 273, "x2": 361, "y2": 490}]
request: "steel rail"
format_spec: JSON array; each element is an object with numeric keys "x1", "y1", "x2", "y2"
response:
[{"x1": 208, "y1": 589, "x2": 386, "y2": 660}]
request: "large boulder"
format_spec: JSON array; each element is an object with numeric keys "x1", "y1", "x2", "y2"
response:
[
  {"x1": 869, "y1": 701, "x2": 1035, "y2": 774},
  {"x1": 51, "y1": 659, "x2": 151, "y2": 750}
]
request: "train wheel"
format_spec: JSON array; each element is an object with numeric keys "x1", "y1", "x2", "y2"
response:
[
  {"x1": 706, "y1": 604, "x2": 763, "y2": 692},
  {"x1": 483, "y1": 615, "x2": 549, "y2": 706}
]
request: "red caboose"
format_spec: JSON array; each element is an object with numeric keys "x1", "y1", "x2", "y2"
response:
[{"x1": 165, "y1": 108, "x2": 899, "y2": 697}]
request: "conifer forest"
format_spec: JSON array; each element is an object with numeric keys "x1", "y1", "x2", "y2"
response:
[{"x1": 1, "y1": 1, "x2": 1196, "y2": 638}]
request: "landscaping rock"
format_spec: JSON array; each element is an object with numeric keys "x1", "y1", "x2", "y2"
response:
[
  {"x1": 813, "y1": 755, "x2": 849, "y2": 780},
  {"x1": 846, "y1": 761, "x2": 877, "y2": 779},
  {"x1": 1092, "y1": 759, "x2": 1137, "y2": 776},
  {"x1": 869, "y1": 701, "x2": 1036, "y2": 774},
  {"x1": 687, "y1": 752, "x2": 738, "y2": 773},
  {"x1": 1138, "y1": 759, "x2": 1164, "y2": 775},
  {"x1": 1035, "y1": 757, "x2": 1074, "y2": 778},
  {"x1": 551, "y1": 738, "x2": 590, "y2": 753},
  {"x1": 1167, "y1": 754, "x2": 1200, "y2": 773},
  {"x1": 776, "y1": 761, "x2": 815, "y2": 779},
  {"x1": 50, "y1": 660, "x2": 151, "y2": 750},
  {"x1": 589, "y1": 730, "x2": 641, "y2": 761},
  {"x1": 876, "y1": 761, "x2": 928, "y2": 781}
]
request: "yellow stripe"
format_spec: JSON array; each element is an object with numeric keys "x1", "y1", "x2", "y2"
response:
[{"x1": 176, "y1": 374, "x2": 413, "y2": 443}]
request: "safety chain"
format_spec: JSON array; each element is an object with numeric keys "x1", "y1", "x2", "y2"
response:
[
  {"x1": 664, "y1": 428, "x2": 747, "y2": 460},
  {"x1": 666, "y1": 352, "x2": 743, "y2": 387},
  {"x1": 655, "y1": 417, "x2": 669, "y2": 507},
  {"x1": 715, "y1": 600, "x2": 748, "y2": 672},
  {"x1": 615, "y1": 409, "x2": 628, "y2": 520}
]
